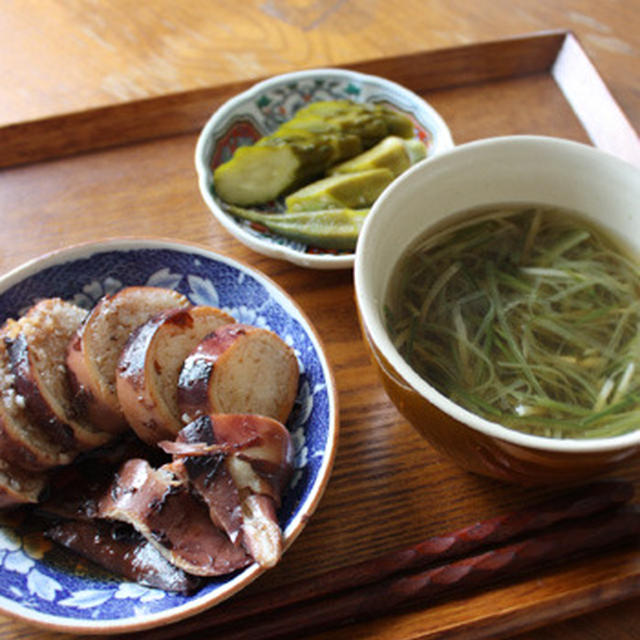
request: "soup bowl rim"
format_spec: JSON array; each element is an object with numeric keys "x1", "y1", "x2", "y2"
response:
[{"x1": 354, "y1": 134, "x2": 640, "y2": 454}]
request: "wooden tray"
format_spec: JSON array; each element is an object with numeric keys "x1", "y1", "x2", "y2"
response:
[{"x1": 1, "y1": 30, "x2": 639, "y2": 640}]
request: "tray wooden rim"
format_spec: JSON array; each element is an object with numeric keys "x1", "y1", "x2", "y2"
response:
[
  {"x1": 1, "y1": 29, "x2": 638, "y2": 170},
  {"x1": 1, "y1": 29, "x2": 639, "y2": 640}
]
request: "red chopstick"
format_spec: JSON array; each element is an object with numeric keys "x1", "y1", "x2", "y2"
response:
[
  {"x1": 197, "y1": 504, "x2": 640, "y2": 640},
  {"x1": 123, "y1": 480, "x2": 636, "y2": 640}
]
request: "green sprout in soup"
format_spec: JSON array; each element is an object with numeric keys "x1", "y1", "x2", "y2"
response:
[{"x1": 385, "y1": 205, "x2": 640, "y2": 439}]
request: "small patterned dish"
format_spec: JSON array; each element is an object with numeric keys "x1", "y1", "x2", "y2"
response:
[
  {"x1": 0, "y1": 238, "x2": 338, "y2": 634},
  {"x1": 195, "y1": 67, "x2": 454, "y2": 269}
]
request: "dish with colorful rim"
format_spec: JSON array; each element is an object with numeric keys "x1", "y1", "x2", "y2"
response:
[{"x1": 195, "y1": 67, "x2": 454, "y2": 269}]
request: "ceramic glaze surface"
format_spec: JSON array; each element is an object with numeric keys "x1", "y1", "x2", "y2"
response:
[
  {"x1": 0, "y1": 239, "x2": 338, "y2": 632},
  {"x1": 355, "y1": 136, "x2": 640, "y2": 483},
  {"x1": 195, "y1": 68, "x2": 454, "y2": 269}
]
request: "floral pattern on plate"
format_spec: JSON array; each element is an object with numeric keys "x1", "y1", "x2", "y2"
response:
[
  {"x1": 195, "y1": 68, "x2": 454, "y2": 269},
  {"x1": 0, "y1": 240, "x2": 337, "y2": 632}
]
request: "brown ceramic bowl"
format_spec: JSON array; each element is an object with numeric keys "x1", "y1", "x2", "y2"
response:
[{"x1": 354, "y1": 136, "x2": 640, "y2": 485}]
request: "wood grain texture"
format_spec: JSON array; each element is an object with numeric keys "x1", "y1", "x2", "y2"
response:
[
  {"x1": 0, "y1": 31, "x2": 569, "y2": 168},
  {"x1": 0, "y1": 2, "x2": 639, "y2": 638},
  {"x1": 3, "y1": 31, "x2": 638, "y2": 170},
  {"x1": 0, "y1": 65, "x2": 639, "y2": 637},
  {"x1": 552, "y1": 34, "x2": 640, "y2": 165},
  {"x1": 1, "y1": 1, "x2": 638, "y2": 132},
  {"x1": 117, "y1": 482, "x2": 640, "y2": 640}
]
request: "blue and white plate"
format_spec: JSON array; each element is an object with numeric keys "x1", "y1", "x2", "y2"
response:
[
  {"x1": 0, "y1": 238, "x2": 339, "y2": 633},
  {"x1": 195, "y1": 67, "x2": 454, "y2": 269}
]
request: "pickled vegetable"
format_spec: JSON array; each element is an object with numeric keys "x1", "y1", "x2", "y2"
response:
[
  {"x1": 213, "y1": 100, "x2": 415, "y2": 206},
  {"x1": 328, "y1": 136, "x2": 427, "y2": 176},
  {"x1": 385, "y1": 205, "x2": 640, "y2": 439},
  {"x1": 285, "y1": 169, "x2": 394, "y2": 212},
  {"x1": 213, "y1": 144, "x2": 324, "y2": 208},
  {"x1": 226, "y1": 205, "x2": 369, "y2": 250}
]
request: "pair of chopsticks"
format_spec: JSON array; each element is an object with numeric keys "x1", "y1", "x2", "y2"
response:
[{"x1": 125, "y1": 480, "x2": 638, "y2": 640}]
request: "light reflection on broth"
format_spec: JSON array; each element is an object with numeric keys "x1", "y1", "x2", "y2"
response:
[{"x1": 384, "y1": 204, "x2": 640, "y2": 439}]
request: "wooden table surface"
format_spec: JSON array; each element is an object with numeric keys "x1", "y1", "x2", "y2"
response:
[{"x1": 0, "y1": 1, "x2": 639, "y2": 639}]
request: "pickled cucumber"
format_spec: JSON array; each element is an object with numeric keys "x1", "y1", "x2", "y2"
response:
[
  {"x1": 296, "y1": 101, "x2": 414, "y2": 139},
  {"x1": 328, "y1": 136, "x2": 427, "y2": 176},
  {"x1": 225, "y1": 205, "x2": 369, "y2": 250},
  {"x1": 213, "y1": 143, "x2": 326, "y2": 208},
  {"x1": 213, "y1": 100, "x2": 415, "y2": 206},
  {"x1": 404, "y1": 138, "x2": 429, "y2": 164},
  {"x1": 285, "y1": 168, "x2": 394, "y2": 212}
]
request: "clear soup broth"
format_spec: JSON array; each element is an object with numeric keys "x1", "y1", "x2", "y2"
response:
[{"x1": 384, "y1": 204, "x2": 640, "y2": 439}]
